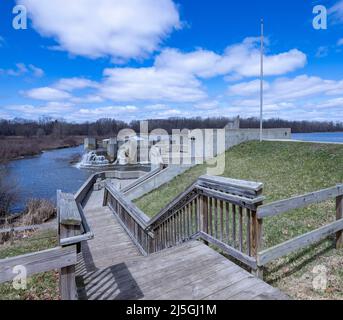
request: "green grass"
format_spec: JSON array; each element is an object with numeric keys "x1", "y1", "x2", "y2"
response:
[
  {"x1": 135, "y1": 141, "x2": 343, "y2": 299},
  {"x1": 0, "y1": 230, "x2": 59, "y2": 300}
]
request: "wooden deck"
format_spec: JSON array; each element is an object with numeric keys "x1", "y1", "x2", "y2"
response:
[
  {"x1": 76, "y1": 190, "x2": 143, "y2": 276},
  {"x1": 75, "y1": 189, "x2": 288, "y2": 300}
]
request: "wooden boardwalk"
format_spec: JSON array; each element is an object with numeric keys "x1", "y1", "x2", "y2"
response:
[
  {"x1": 76, "y1": 190, "x2": 143, "y2": 276},
  {"x1": 75, "y1": 189, "x2": 288, "y2": 300}
]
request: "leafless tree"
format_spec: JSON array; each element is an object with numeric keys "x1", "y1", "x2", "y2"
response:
[{"x1": 0, "y1": 168, "x2": 18, "y2": 217}]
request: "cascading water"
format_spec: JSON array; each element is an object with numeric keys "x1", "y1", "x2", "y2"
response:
[{"x1": 78, "y1": 151, "x2": 109, "y2": 168}]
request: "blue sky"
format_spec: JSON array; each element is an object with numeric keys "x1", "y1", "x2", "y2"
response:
[{"x1": 0, "y1": 0, "x2": 343, "y2": 122}]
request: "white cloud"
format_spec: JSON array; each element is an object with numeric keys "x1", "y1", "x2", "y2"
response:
[
  {"x1": 155, "y1": 48, "x2": 227, "y2": 78},
  {"x1": 312, "y1": 97, "x2": 343, "y2": 109},
  {"x1": 54, "y1": 77, "x2": 99, "y2": 91},
  {"x1": 227, "y1": 38, "x2": 306, "y2": 77},
  {"x1": 22, "y1": 37, "x2": 307, "y2": 108},
  {"x1": 28, "y1": 65, "x2": 45, "y2": 77},
  {"x1": 144, "y1": 104, "x2": 169, "y2": 111},
  {"x1": 6, "y1": 63, "x2": 28, "y2": 76},
  {"x1": 100, "y1": 67, "x2": 207, "y2": 103},
  {"x1": 6, "y1": 102, "x2": 74, "y2": 117},
  {"x1": 79, "y1": 105, "x2": 137, "y2": 115},
  {"x1": 225, "y1": 75, "x2": 343, "y2": 121},
  {"x1": 70, "y1": 95, "x2": 104, "y2": 104},
  {"x1": 267, "y1": 76, "x2": 343, "y2": 100},
  {"x1": 25, "y1": 87, "x2": 71, "y2": 101},
  {"x1": 23, "y1": 77, "x2": 101, "y2": 102},
  {"x1": 153, "y1": 108, "x2": 184, "y2": 118},
  {"x1": 0, "y1": 63, "x2": 44, "y2": 77},
  {"x1": 20, "y1": 0, "x2": 180, "y2": 61},
  {"x1": 315, "y1": 46, "x2": 329, "y2": 58},
  {"x1": 74, "y1": 105, "x2": 139, "y2": 121},
  {"x1": 329, "y1": 0, "x2": 343, "y2": 24},
  {"x1": 0, "y1": 110, "x2": 11, "y2": 119},
  {"x1": 194, "y1": 100, "x2": 220, "y2": 110},
  {"x1": 155, "y1": 38, "x2": 307, "y2": 79},
  {"x1": 228, "y1": 75, "x2": 343, "y2": 100},
  {"x1": 229, "y1": 80, "x2": 269, "y2": 96},
  {"x1": 338, "y1": 38, "x2": 343, "y2": 46},
  {"x1": 86, "y1": 38, "x2": 305, "y2": 104}
]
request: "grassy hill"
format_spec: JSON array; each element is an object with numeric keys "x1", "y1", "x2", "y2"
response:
[{"x1": 134, "y1": 141, "x2": 343, "y2": 299}]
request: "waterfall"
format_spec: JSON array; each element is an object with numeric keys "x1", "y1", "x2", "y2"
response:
[{"x1": 78, "y1": 151, "x2": 109, "y2": 168}]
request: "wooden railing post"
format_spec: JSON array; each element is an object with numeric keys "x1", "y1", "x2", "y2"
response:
[
  {"x1": 251, "y1": 189, "x2": 264, "y2": 279},
  {"x1": 58, "y1": 191, "x2": 81, "y2": 300},
  {"x1": 103, "y1": 188, "x2": 109, "y2": 207},
  {"x1": 251, "y1": 211, "x2": 264, "y2": 279},
  {"x1": 199, "y1": 195, "x2": 209, "y2": 245},
  {"x1": 336, "y1": 195, "x2": 343, "y2": 249},
  {"x1": 59, "y1": 224, "x2": 79, "y2": 300},
  {"x1": 148, "y1": 234, "x2": 155, "y2": 254}
]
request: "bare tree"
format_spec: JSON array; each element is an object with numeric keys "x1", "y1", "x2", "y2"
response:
[
  {"x1": 0, "y1": 117, "x2": 342, "y2": 139},
  {"x1": 0, "y1": 168, "x2": 18, "y2": 218}
]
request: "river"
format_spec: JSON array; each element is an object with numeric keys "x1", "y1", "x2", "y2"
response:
[
  {"x1": 292, "y1": 132, "x2": 343, "y2": 143},
  {"x1": 7, "y1": 145, "x2": 93, "y2": 212}
]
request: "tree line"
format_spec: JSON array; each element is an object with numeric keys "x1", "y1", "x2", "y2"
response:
[{"x1": 0, "y1": 117, "x2": 342, "y2": 138}]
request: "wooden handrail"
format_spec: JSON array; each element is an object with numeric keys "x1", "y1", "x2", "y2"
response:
[
  {"x1": 193, "y1": 232, "x2": 258, "y2": 270},
  {"x1": 57, "y1": 191, "x2": 93, "y2": 246},
  {"x1": 104, "y1": 182, "x2": 153, "y2": 255},
  {"x1": 74, "y1": 172, "x2": 106, "y2": 204},
  {"x1": 105, "y1": 183, "x2": 150, "y2": 228},
  {"x1": 257, "y1": 184, "x2": 343, "y2": 218},
  {"x1": 256, "y1": 183, "x2": 343, "y2": 273},
  {"x1": 0, "y1": 246, "x2": 77, "y2": 285},
  {"x1": 198, "y1": 175, "x2": 263, "y2": 196},
  {"x1": 196, "y1": 185, "x2": 265, "y2": 210},
  {"x1": 257, "y1": 219, "x2": 343, "y2": 266},
  {"x1": 148, "y1": 177, "x2": 264, "y2": 228},
  {"x1": 147, "y1": 183, "x2": 198, "y2": 227}
]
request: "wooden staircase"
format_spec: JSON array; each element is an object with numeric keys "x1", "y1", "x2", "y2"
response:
[
  {"x1": 75, "y1": 190, "x2": 287, "y2": 300},
  {"x1": 74, "y1": 178, "x2": 289, "y2": 300}
]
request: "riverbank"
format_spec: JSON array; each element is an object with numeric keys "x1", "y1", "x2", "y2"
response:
[
  {"x1": 0, "y1": 136, "x2": 85, "y2": 163},
  {"x1": 134, "y1": 141, "x2": 343, "y2": 300}
]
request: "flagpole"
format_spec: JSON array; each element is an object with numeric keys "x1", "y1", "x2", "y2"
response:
[{"x1": 260, "y1": 18, "x2": 264, "y2": 142}]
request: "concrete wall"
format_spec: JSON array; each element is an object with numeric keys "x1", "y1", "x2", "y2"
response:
[
  {"x1": 162, "y1": 128, "x2": 291, "y2": 162},
  {"x1": 123, "y1": 128, "x2": 291, "y2": 200},
  {"x1": 104, "y1": 170, "x2": 147, "y2": 180},
  {"x1": 84, "y1": 137, "x2": 96, "y2": 150},
  {"x1": 225, "y1": 128, "x2": 291, "y2": 149},
  {"x1": 107, "y1": 143, "x2": 118, "y2": 162},
  {"x1": 124, "y1": 165, "x2": 192, "y2": 201}
]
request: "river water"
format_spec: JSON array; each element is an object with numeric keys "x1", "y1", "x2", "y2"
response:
[
  {"x1": 292, "y1": 132, "x2": 343, "y2": 143},
  {"x1": 7, "y1": 145, "x2": 93, "y2": 212}
]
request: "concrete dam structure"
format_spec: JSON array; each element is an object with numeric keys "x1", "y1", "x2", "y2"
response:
[{"x1": 82, "y1": 118, "x2": 291, "y2": 168}]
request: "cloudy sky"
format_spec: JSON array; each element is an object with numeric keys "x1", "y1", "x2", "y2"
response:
[{"x1": 0, "y1": 0, "x2": 343, "y2": 122}]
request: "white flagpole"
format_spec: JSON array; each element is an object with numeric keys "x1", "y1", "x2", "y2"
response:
[{"x1": 260, "y1": 18, "x2": 264, "y2": 142}]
